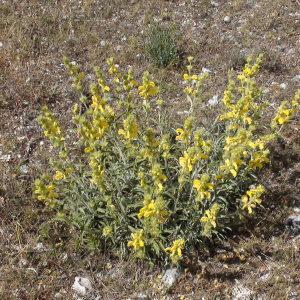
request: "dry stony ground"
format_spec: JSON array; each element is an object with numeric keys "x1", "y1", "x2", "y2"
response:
[{"x1": 0, "y1": 0, "x2": 300, "y2": 299}]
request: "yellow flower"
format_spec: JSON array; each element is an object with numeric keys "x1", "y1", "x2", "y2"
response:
[
  {"x1": 249, "y1": 150, "x2": 269, "y2": 170},
  {"x1": 165, "y1": 239, "x2": 185, "y2": 264},
  {"x1": 102, "y1": 226, "x2": 113, "y2": 237},
  {"x1": 138, "y1": 74, "x2": 159, "y2": 99},
  {"x1": 193, "y1": 174, "x2": 214, "y2": 200},
  {"x1": 53, "y1": 170, "x2": 65, "y2": 181},
  {"x1": 200, "y1": 203, "x2": 220, "y2": 237},
  {"x1": 138, "y1": 171, "x2": 147, "y2": 189},
  {"x1": 128, "y1": 229, "x2": 145, "y2": 251},
  {"x1": 179, "y1": 150, "x2": 193, "y2": 173},
  {"x1": 272, "y1": 98, "x2": 298, "y2": 127},
  {"x1": 241, "y1": 185, "x2": 264, "y2": 214},
  {"x1": 194, "y1": 130, "x2": 211, "y2": 153},
  {"x1": 159, "y1": 134, "x2": 171, "y2": 158},
  {"x1": 184, "y1": 87, "x2": 193, "y2": 95},
  {"x1": 187, "y1": 56, "x2": 194, "y2": 62},
  {"x1": 183, "y1": 73, "x2": 190, "y2": 81},
  {"x1": 150, "y1": 163, "x2": 167, "y2": 193},
  {"x1": 176, "y1": 128, "x2": 189, "y2": 144},
  {"x1": 138, "y1": 199, "x2": 168, "y2": 222},
  {"x1": 103, "y1": 85, "x2": 110, "y2": 92},
  {"x1": 34, "y1": 178, "x2": 58, "y2": 207},
  {"x1": 179, "y1": 147, "x2": 207, "y2": 174},
  {"x1": 37, "y1": 106, "x2": 65, "y2": 148},
  {"x1": 118, "y1": 114, "x2": 139, "y2": 141}
]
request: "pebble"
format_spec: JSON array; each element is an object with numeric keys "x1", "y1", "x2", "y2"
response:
[
  {"x1": 232, "y1": 282, "x2": 252, "y2": 300},
  {"x1": 20, "y1": 164, "x2": 29, "y2": 174},
  {"x1": 224, "y1": 16, "x2": 231, "y2": 23},
  {"x1": 292, "y1": 74, "x2": 300, "y2": 82},
  {"x1": 0, "y1": 154, "x2": 11, "y2": 162},
  {"x1": 208, "y1": 95, "x2": 219, "y2": 106},
  {"x1": 202, "y1": 67, "x2": 212, "y2": 73},
  {"x1": 280, "y1": 83, "x2": 287, "y2": 89},
  {"x1": 72, "y1": 276, "x2": 92, "y2": 296},
  {"x1": 100, "y1": 40, "x2": 106, "y2": 47},
  {"x1": 211, "y1": 1, "x2": 220, "y2": 7},
  {"x1": 286, "y1": 214, "x2": 300, "y2": 235},
  {"x1": 34, "y1": 242, "x2": 46, "y2": 252},
  {"x1": 161, "y1": 268, "x2": 180, "y2": 288}
]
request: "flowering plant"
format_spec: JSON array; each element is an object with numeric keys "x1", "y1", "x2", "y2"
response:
[{"x1": 34, "y1": 56, "x2": 299, "y2": 264}]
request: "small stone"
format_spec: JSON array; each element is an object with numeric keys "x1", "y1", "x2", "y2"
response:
[
  {"x1": 100, "y1": 40, "x2": 106, "y2": 47},
  {"x1": 54, "y1": 292, "x2": 63, "y2": 299},
  {"x1": 224, "y1": 16, "x2": 231, "y2": 23},
  {"x1": 292, "y1": 74, "x2": 300, "y2": 82},
  {"x1": 211, "y1": 1, "x2": 219, "y2": 7},
  {"x1": 34, "y1": 242, "x2": 46, "y2": 252},
  {"x1": 19, "y1": 258, "x2": 28, "y2": 267},
  {"x1": 208, "y1": 95, "x2": 219, "y2": 106},
  {"x1": 0, "y1": 42, "x2": 3, "y2": 47},
  {"x1": 202, "y1": 67, "x2": 212, "y2": 73},
  {"x1": 280, "y1": 83, "x2": 287, "y2": 89},
  {"x1": 286, "y1": 215, "x2": 300, "y2": 235},
  {"x1": 72, "y1": 276, "x2": 92, "y2": 296},
  {"x1": 177, "y1": 110, "x2": 190, "y2": 115},
  {"x1": 116, "y1": 45, "x2": 122, "y2": 51},
  {"x1": 131, "y1": 293, "x2": 149, "y2": 299},
  {"x1": 161, "y1": 268, "x2": 180, "y2": 288},
  {"x1": 232, "y1": 282, "x2": 252, "y2": 300},
  {"x1": 0, "y1": 154, "x2": 11, "y2": 162},
  {"x1": 293, "y1": 208, "x2": 300, "y2": 214},
  {"x1": 20, "y1": 164, "x2": 29, "y2": 174}
]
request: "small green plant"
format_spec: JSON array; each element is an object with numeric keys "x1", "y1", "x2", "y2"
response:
[
  {"x1": 33, "y1": 55, "x2": 299, "y2": 264},
  {"x1": 145, "y1": 24, "x2": 179, "y2": 67}
]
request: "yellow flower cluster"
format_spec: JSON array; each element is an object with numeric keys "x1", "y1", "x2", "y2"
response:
[
  {"x1": 88, "y1": 151, "x2": 105, "y2": 190},
  {"x1": 159, "y1": 134, "x2": 171, "y2": 159},
  {"x1": 138, "y1": 197, "x2": 168, "y2": 222},
  {"x1": 220, "y1": 56, "x2": 263, "y2": 125},
  {"x1": 165, "y1": 239, "x2": 185, "y2": 264},
  {"x1": 272, "y1": 92, "x2": 299, "y2": 127},
  {"x1": 123, "y1": 67, "x2": 138, "y2": 93},
  {"x1": 193, "y1": 174, "x2": 214, "y2": 201},
  {"x1": 118, "y1": 114, "x2": 139, "y2": 141},
  {"x1": 200, "y1": 203, "x2": 220, "y2": 237},
  {"x1": 53, "y1": 170, "x2": 65, "y2": 181},
  {"x1": 139, "y1": 128, "x2": 160, "y2": 161},
  {"x1": 73, "y1": 86, "x2": 114, "y2": 150},
  {"x1": 107, "y1": 57, "x2": 120, "y2": 77},
  {"x1": 179, "y1": 147, "x2": 207, "y2": 173},
  {"x1": 34, "y1": 178, "x2": 58, "y2": 207},
  {"x1": 182, "y1": 56, "x2": 208, "y2": 97},
  {"x1": 219, "y1": 128, "x2": 251, "y2": 177},
  {"x1": 138, "y1": 71, "x2": 159, "y2": 100},
  {"x1": 102, "y1": 225, "x2": 113, "y2": 237},
  {"x1": 241, "y1": 185, "x2": 265, "y2": 214},
  {"x1": 176, "y1": 116, "x2": 194, "y2": 144},
  {"x1": 127, "y1": 229, "x2": 145, "y2": 251},
  {"x1": 151, "y1": 163, "x2": 167, "y2": 192},
  {"x1": 177, "y1": 117, "x2": 211, "y2": 184},
  {"x1": 38, "y1": 106, "x2": 65, "y2": 148},
  {"x1": 64, "y1": 57, "x2": 85, "y2": 92}
]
